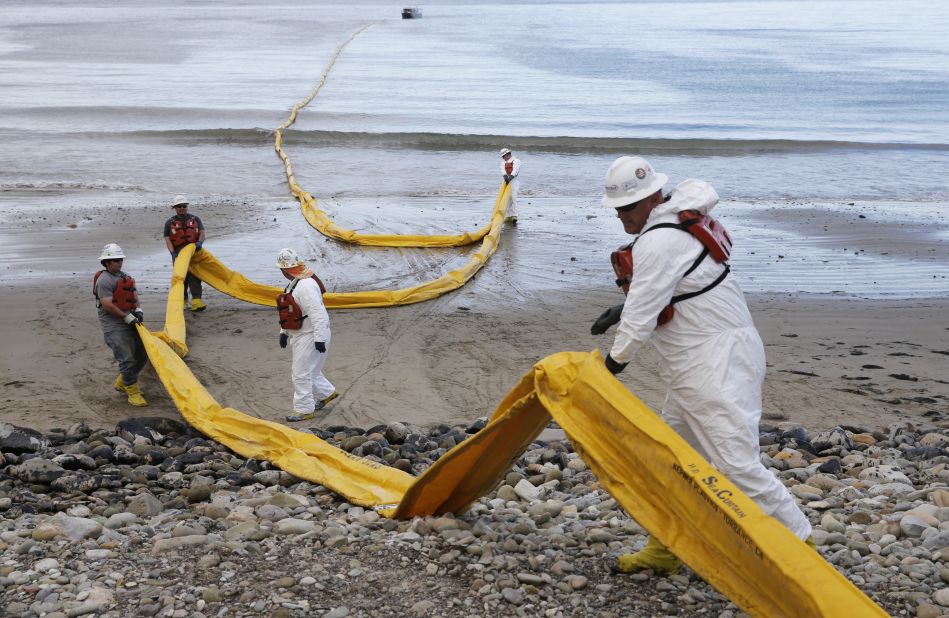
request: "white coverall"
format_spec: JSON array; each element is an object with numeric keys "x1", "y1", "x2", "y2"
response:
[
  {"x1": 501, "y1": 156, "x2": 521, "y2": 219},
  {"x1": 609, "y1": 179, "x2": 812, "y2": 540},
  {"x1": 282, "y1": 276, "x2": 335, "y2": 414}
]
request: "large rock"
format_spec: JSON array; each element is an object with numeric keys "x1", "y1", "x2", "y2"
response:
[
  {"x1": 811, "y1": 428, "x2": 854, "y2": 453},
  {"x1": 859, "y1": 465, "x2": 912, "y2": 485},
  {"x1": 223, "y1": 521, "x2": 265, "y2": 541},
  {"x1": 86, "y1": 444, "x2": 115, "y2": 463},
  {"x1": 920, "y1": 432, "x2": 949, "y2": 448},
  {"x1": 104, "y1": 513, "x2": 140, "y2": 529},
  {"x1": 268, "y1": 492, "x2": 308, "y2": 509},
  {"x1": 52, "y1": 453, "x2": 97, "y2": 471},
  {"x1": 138, "y1": 416, "x2": 189, "y2": 436},
  {"x1": 0, "y1": 423, "x2": 49, "y2": 454},
  {"x1": 900, "y1": 514, "x2": 935, "y2": 538},
  {"x1": 922, "y1": 530, "x2": 949, "y2": 551},
  {"x1": 151, "y1": 535, "x2": 209, "y2": 554},
  {"x1": 113, "y1": 444, "x2": 139, "y2": 465},
  {"x1": 51, "y1": 472, "x2": 91, "y2": 493},
  {"x1": 127, "y1": 492, "x2": 164, "y2": 517},
  {"x1": 56, "y1": 512, "x2": 103, "y2": 540},
  {"x1": 384, "y1": 422, "x2": 408, "y2": 445},
  {"x1": 273, "y1": 518, "x2": 317, "y2": 535},
  {"x1": 255, "y1": 504, "x2": 289, "y2": 522},
  {"x1": 513, "y1": 478, "x2": 542, "y2": 501},
  {"x1": 116, "y1": 419, "x2": 163, "y2": 445},
  {"x1": 12, "y1": 458, "x2": 66, "y2": 484}
]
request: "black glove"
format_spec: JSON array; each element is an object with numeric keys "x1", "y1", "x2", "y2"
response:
[
  {"x1": 170, "y1": 250, "x2": 179, "y2": 260},
  {"x1": 279, "y1": 333, "x2": 288, "y2": 349},
  {"x1": 132, "y1": 309, "x2": 144, "y2": 324},
  {"x1": 604, "y1": 354, "x2": 628, "y2": 375},
  {"x1": 195, "y1": 241, "x2": 203, "y2": 251},
  {"x1": 314, "y1": 341, "x2": 326, "y2": 353},
  {"x1": 503, "y1": 174, "x2": 513, "y2": 183},
  {"x1": 591, "y1": 303, "x2": 624, "y2": 335}
]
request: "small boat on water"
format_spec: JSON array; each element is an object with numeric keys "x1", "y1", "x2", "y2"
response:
[{"x1": 402, "y1": 7, "x2": 422, "y2": 19}]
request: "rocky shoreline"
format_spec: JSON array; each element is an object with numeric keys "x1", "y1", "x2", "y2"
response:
[{"x1": 2, "y1": 418, "x2": 948, "y2": 618}]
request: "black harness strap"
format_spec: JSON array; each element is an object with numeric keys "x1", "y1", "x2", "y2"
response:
[
  {"x1": 639, "y1": 221, "x2": 730, "y2": 308},
  {"x1": 670, "y1": 264, "x2": 730, "y2": 305},
  {"x1": 682, "y1": 246, "x2": 709, "y2": 279}
]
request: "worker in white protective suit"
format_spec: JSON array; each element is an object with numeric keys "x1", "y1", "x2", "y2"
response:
[
  {"x1": 275, "y1": 248, "x2": 338, "y2": 422},
  {"x1": 592, "y1": 156, "x2": 813, "y2": 575},
  {"x1": 499, "y1": 147, "x2": 521, "y2": 224}
]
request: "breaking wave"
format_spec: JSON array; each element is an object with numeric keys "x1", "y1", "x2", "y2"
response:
[{"x1": 56, "y1": 128, "x2": 949, "y2": 155}]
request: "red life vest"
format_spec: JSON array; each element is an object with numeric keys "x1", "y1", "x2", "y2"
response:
[
  {"x1": 677, "y1": 210, "x2": 732, "y2": 262},
  {"x1": 276, "y1": 275, "x2": 325, "y2": 330},
  {"x1": 168, "y1": 215, "x2": 200, "y2": 249},
  {"x1": 504, "y1": 161, "x2": 514, "y2": 175},
  {"x1": 610, "y1": 210, "x2": 732, "y2": 326},
  {"x1": 93, "y1": 271, "x2": 139, "y2": 312}
]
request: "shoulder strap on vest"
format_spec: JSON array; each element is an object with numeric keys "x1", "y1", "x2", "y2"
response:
[
  {"x1": 682, "y1": 247, "x2": 709, "y2": 278},
  {"x1": 640, "y1": 222, "x2": 683, "y2": 235},
  {"x1": 641, "y1": 220, "x2": 730, "y2": 308},
  {"x1": 670, "y1": 264, "x2": 731, "y2": 306},
  {"x1": 640, "y1": 221, "x2": 711, "y2": 275}
]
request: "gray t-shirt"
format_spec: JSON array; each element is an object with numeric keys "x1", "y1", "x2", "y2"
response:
[{"x1": 95, "y1": 270, "x2": 133, "y2": 334}]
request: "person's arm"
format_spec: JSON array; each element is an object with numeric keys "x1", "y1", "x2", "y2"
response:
[
  {"x1": 163, "y1": 220, "x2": 175, "y2": 254},
  {"x1": 194, "y1": 216, "x2": 206, "y2": 248},
  {"x1": 608, "y1": 231, "x2": 697, "y2": 364},
  {"x1": 99, "y1": 296, "x2": 127, "y2": 319},
  {"x1": 295, "y1": 279, "x2": 330, "y2": 341}
]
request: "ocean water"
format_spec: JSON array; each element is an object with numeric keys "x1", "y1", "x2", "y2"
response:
[{"x1": 0, "y1": 0, "x2": 947, "y2": 296}]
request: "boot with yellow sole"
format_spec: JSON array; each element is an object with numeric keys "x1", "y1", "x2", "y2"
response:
[
  {"x1": 614, "y1": 536, "x2": 683, "y2": 576},
  {"x1": 190, "y1": 298, "x2": 207, "y2": 312},
  {"x1": 125, "y1": 383, "x2": 148, "y2": 407},
  {"x1": 114, "y1": 375, "x2": 128, "y2": 393}
]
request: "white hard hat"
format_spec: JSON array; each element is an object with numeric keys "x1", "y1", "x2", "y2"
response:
[
  {"x1": 499, "y1": 148, "x2": 512, "y2": 158},
  {"x1": 601, "y1": 156, "x2": 668, "y2": 209},
  {"x1": 276, "y1": 248, "x2": 301, "y2": 269},
  {"x1": 171, "y1": 195, "x2": 189, "y2": 208},
  {"x1": 99, "y1": 243, "x2": 126, "y2": 261}
]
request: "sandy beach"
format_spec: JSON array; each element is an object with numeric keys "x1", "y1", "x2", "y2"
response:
[{"x1": 1, "y1": 192, "x2": 946, "y2": 435}]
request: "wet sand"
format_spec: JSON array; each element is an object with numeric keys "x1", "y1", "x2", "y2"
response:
[{"x1": 0, "y1": 192, "x2": 946, "y2": 434}]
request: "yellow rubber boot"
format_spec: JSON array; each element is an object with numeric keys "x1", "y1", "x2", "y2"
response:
[
  {"x1": 125, "y1": 384, "x2": 148, "y2": 407},
  {"x1": 190, "y1": 298, "x2": 207, "y2": 312},
  {"x1": 314, "y1": 391, "x2": 339, "y2": 411},
  {"x1": 615, "y1": 536, "x2": 683, "y2": 575},
  {"x1": 114, "y1": 375, "x2": 127, "y2": 393}
]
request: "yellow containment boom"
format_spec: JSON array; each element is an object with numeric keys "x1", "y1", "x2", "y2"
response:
[
  {"x1": 396, "y1": 352, "x2": 889, "y2": 618},
  {"x1": 185, "y1": 182, "x2": 510, "y2": 314},
  {"x1": 274, "y1": 23, "x2": 499, "y2": 247},
  {"x1": 144, "y1": 257, "x2": 886, "y2": 616},
  {"x1": 139, "y1": 324, "x2": 412, "y2": 507}
]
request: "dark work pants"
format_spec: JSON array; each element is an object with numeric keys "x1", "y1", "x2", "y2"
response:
[
  {"x1": 104, "y1": 327, "x2": 147, "y2": 385},
  {"x1": 184, "y1": 272, "x2": 203, "y2": 301}
]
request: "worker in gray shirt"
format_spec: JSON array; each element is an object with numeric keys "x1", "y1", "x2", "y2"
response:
[{"x1": 93, "y1": 243, "x2": 148, "y2": 407}]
